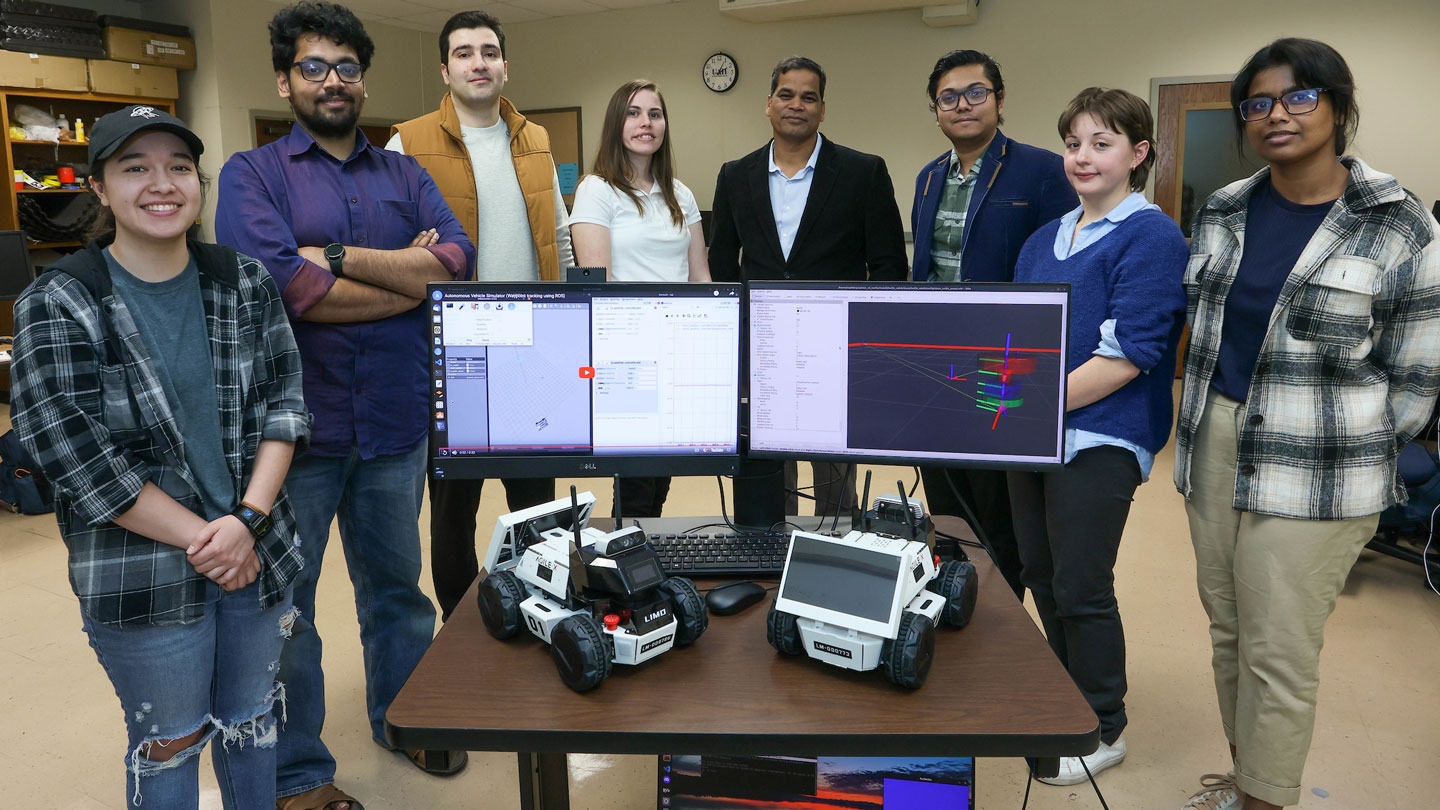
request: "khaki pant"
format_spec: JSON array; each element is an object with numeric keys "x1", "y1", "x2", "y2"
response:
[{"x1": 1184, "y1": 390, "x2": 1376, "y2": 807}]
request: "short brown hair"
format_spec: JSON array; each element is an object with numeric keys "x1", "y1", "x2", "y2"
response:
[{"x1": 1057, "y1": 87, "x2": 1156, "y2": 192}]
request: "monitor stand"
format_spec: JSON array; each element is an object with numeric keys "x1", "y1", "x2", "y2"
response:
[{"x1": 730, "y1": 455, "x2": 788, "y2": 531}]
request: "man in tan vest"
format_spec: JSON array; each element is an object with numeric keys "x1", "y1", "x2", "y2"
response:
[{"x1": 388, "y1": 9, "x2": 574, "y2": 621}]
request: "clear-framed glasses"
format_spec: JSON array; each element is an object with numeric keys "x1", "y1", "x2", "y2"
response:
[
  {"x1": 292, "y1": 59, "x2": 364, "y2": 83},
  {"x1": 934, "y1": 85, "x2": 995, "y2": 112},
  {"x1": 1238, "y1": 88, "x2": 1326, "y2": 122}
]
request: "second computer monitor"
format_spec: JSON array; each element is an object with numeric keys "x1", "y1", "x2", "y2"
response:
[{"x1": 747, "y1": 281, "x2": 1069, "y2": 469}]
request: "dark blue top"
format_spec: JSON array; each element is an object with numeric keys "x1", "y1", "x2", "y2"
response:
[
  {"x1": 1211, "y1": 181, "x2": 1333, "y2": 402},
  {"x1": 911, "y1": 131, "x2": 1076, "y2": 283},
  {"x1": 106, "y1": 249, "x2": 233, "y2": 520},
  {"x1": 1014, "y1": 209, "x2": 1189, "y2": 453},
  {"x1": 215, "y1": 127, "x2": 474, "y2": 458}
]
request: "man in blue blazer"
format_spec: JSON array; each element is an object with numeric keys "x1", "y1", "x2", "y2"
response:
[
  {"x1": 710, "y1": 55, "x2": 907, "y2": 520},
  {"x1": 911, "y1": 49, "x2": 1076, "y2": 599}
]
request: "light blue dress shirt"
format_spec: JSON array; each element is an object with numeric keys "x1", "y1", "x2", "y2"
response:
[
  {"x1": 1051, "y1": 191, "x2": 1160, "y2": 480},
  {"x1": 767, "y1": 134, "x2": 823, "y2": 260}
]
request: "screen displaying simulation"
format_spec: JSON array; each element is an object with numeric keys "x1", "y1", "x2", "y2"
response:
[
  {"x1": 747, "y1": 282, "x2": 1069, "y2": 468},
  {"x1": 657, "y1": 754, "x2": 974, "y2": 809}
]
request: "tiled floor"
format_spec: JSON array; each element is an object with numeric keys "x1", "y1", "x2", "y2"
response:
[{"x1": 4, "y1": 409, "x2": 1438, "y2": 809}]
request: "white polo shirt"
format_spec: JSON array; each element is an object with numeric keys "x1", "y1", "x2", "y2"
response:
[{"x1": 569, "y1": 175, "x2": 702, "y2": 282}]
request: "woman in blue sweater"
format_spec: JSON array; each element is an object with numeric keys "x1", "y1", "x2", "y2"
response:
[{"x1": 1009, "y1": 87, "x2": 1188, "y2": 786}]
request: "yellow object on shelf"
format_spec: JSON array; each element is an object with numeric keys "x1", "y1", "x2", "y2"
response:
[
  {"x1": 75, "y1": 119, "x2": 85, "y2": 142},
  {"x1": 8, "y1": 126, "x2": 24, "y2": 140}
]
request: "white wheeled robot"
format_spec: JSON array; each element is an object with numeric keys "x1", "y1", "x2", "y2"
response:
[
  {"x1": 766, "y1": 473, "x2": 978, "y2": 688},
  {"x1": 476, "y1": 484, "x2": 708, "y2": 692}
]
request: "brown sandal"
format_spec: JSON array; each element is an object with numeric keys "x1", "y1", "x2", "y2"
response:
[{"x1": 276, "y1": 783, "x2": 365, "y2": 810}]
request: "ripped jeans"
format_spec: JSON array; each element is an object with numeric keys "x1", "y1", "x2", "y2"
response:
[{"x1": 81, "y1": 580, "x2": 296, "y2": 809}]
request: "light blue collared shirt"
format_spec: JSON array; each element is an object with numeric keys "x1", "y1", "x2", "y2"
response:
[
  {"x1": 768, "y1": 134, "x2": 823, "y2": 260},
  {"x1": 1052, "y1": 192, "x2": 1160, "y2": 480}
]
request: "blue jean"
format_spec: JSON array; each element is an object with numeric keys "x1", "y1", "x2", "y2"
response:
[
  {"x1": 275, "y1": 440, "x2": 437, "y2": 798},
  {"x1": 83, "y1": 581, "x2": 295, "y2": 810}
]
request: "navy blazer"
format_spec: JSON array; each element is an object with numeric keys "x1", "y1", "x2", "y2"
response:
[
  {"x1": 708, "y1": 136, "x2": 908, "y2": 283},
  {"x1": 910, "y1": 131, "x2": 1076, "y2": 282}
]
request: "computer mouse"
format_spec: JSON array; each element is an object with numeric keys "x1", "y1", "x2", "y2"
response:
[{"x1": 705, "y1": 580, "x2": 767, "y2": 616}]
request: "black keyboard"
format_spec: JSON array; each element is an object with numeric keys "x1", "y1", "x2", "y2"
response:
[{"x1": 651, "y1": 528, "x2": 847, "y2": 577}]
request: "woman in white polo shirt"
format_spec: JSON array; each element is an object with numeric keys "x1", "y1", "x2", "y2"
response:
[{"x1": 572, "y1": 78, "x2": 710, "y2": 517}]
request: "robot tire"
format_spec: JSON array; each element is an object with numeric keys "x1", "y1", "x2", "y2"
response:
[
  {"x1": 766, "y1": 598, "x2": 804, "y2": 656},
  {"x1": 477, "y1": 570, "x2": 528, "y2": 639},
  {"x1": 881, "y1": 612, "x2": 936, "y2": 688},
  {"x1": 927, "y1": 559, "x2": 979, "y2": 628},
  {"x1": 658, "y1": 576, "x2": 709, "y2": 645},
  {"x1": 551, "y1": 613, "x2": 613, "y2": 692}
]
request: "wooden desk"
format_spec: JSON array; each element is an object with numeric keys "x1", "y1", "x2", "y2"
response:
[{"x1": 385, "y1": 516, "x2": 1098, "y2": 809}]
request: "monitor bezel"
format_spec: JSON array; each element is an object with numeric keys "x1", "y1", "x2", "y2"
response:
[
  {"x1": 428, "y1": 280, "x2": 743, "y2": 481},
  {"x1": 745, "y1": 280, "x2": 1070, "y2": 471}
]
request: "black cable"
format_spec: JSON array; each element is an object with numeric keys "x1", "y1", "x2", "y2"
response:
[
  {"x1": 936, "y1": 529, "x2": 987, "y2": 552},
  {"x1": 942, "y1": 468, "x2": 993, "y2": 550},
  {"x1": 1021, "y1": 762, "x2": 1033, "y2": 809},
  {"x1": 909, "y1": 466, "x2": 922, "y2": 498},
  {"x1": 714, "y1": 475, "x2": 742, "y2": 533},
  {"x1": 827, "y1": 463, "x2": 853, "y2": 532},
  {"x1": 1078, "y1": 756, "x2": 1111, "y2": 810}
]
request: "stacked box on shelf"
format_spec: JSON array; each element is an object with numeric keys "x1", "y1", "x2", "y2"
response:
[{"x1": 98, "y1": 16, "x2": 194, "y2": 71}]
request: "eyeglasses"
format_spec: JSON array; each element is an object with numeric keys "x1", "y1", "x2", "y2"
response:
[
  {"x1": 1237, "y1": 88, "x2": 1326, "y2": 122},
  {"x1": 933, "y1": 85, "x2": 995, "y2": 112},
  {"x1": 291, "y1": 59, "x2": 364, "y2": 84}
]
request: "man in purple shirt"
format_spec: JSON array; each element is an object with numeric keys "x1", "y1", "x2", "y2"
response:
[{"x1": 215, "y1": 4, "x2": 474, "y2": 807}]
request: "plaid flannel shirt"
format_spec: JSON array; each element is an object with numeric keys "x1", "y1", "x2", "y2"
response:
[
  {"x1": 1174, "y1": 158, "x2": 1440, "y2": 519},
  {"x1": 11, "y1": 240, "x2": 311, "y2": 626}
]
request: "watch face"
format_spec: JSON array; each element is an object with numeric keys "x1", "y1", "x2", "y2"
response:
[
  {"x1": 703, "y1": 53, "x2": 737, "y2": 93},
  {"x1": 325, "y1": 243, "x2": 345, "y2": 261}
]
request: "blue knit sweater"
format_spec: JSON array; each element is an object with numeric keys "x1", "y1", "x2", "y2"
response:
[{"x1": 1014, "y1": 208, "x2": 1188, "y2": 454}]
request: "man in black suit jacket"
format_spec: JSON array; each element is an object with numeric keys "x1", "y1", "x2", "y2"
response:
[{"x1": 709, "y1": 56, "x2": 908, "y2": 520}]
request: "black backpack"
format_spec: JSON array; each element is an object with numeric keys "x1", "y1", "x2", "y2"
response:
[{"x1": 0, "y1": 428, "x2": 54, "y2": 514}]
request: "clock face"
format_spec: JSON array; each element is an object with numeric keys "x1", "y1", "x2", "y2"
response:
[{"x1": 703, "y1": 52, "x2": 738, "y2": 93}]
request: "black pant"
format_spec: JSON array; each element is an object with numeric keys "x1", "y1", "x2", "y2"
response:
[
  {"x1": 1008, "y1": 445, "x2": 1141, "y2": 745},
  {"x1": 618, "y1": 476, "x2": 672, "y2": 518},
  {"x1": 920, "y1": 466, "x2": 1024, "y2": 599},
  {"x1": 784, "y1": 461, "x2": 858, "y2": 523},
  {"x1": 428, "y1": 476, "x2": 556, "y2": 621}
]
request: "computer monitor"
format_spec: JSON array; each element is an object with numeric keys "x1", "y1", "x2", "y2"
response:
[
  {"x1": 427, "y1": 282, "x2": 742, "y2": 480},
  {"x1": 657, "y1": 753, "x2": 974, "y2": 809},
  {"x1": 747, "y1": 281, "x2": 1069, "y2": 469},
  {"x1": 0, "y1": 230, "x2": 37, "y2": 301}
]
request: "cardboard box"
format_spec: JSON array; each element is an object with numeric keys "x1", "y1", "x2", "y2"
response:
[
  {"x1": 0, "y1": 50, "x2": 89, "y2": 92},
  {"x1": 87, "y1": 59, "x2": 178, "y2": 99},
  {"x1": 102, "y1": 27, "x2": 196, "y2": 71}
]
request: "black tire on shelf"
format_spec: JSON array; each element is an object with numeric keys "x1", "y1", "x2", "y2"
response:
[
  {"x1": 881, "y1": 612, "x2": 936, "y2": 689},
  {"x1": 926, "y1": 559, "x2": 979, "y2": 628},
  {"x1": 766, "y1": 597, "x2": 804, "y2": 656},
  {"x1": 550, "y1": 613, "x2": 613, "y2": 692},
  {"x1": 657, "y1": 576, "x2": 709, "y2": 645},
  {"x1": 476, "y1": 570, "x2": 527, "y2": 639}
]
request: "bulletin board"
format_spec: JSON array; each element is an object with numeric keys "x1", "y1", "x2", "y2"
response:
[{"x1": 522, "y1": 106, "x2": 583, "y2": 208}]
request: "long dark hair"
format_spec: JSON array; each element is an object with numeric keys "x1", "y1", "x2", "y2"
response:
[
  {"x1": 591, "y1": 79, "x2": 684, "y2": 228},
  {"x1": 1231, "y1": 37, "x2": 1358, "y2": 157}
]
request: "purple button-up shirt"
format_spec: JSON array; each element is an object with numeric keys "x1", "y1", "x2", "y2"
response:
[{"x1": 216, "y1": 126, "x2": 474, "y2": 459}]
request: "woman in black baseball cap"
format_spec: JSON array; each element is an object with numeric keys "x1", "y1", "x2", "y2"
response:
[{"x1": 9, "y1": 106, "x2": 310, "y2": 809}]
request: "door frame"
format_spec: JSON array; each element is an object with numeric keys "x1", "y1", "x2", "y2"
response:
[{"x1": 1149, "y1": 75, "x2": 1234, "y2": 226}]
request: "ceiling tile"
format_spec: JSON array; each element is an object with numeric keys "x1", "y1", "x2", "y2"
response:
[{"x1": 510, "y1": 0, "x2": 610, "y2": 18}]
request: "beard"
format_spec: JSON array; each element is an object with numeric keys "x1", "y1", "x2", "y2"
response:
[{"x1": 294, "y1": 91, "x2": 360, "y2": 139}]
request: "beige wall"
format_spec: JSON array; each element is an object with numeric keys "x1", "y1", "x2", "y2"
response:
[{"x1": 495, "y1": 0, "x2": 1439, "y2": 217}]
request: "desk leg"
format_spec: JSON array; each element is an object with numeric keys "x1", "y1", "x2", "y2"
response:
[
  {"x1": 1028, "y1": 756, "x2": 1060, "y2": 779},
  {"x1": 517, "y1": 752, "x2": 571, "y2": 810}
]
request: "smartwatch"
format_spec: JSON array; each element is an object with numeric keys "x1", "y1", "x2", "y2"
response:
[
  {"x1": 232, "y1": 501, "x2": 273, "y2": 540},
  {"x1": 324, "y1": 242, "x2": 346, "y2": 278}
]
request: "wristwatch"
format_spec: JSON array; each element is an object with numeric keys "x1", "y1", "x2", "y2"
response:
[
  {"x1": 232, "y1": 501, "x2": 273, "y2": 540},
  {"x1": 324, "y1": 242, "x2": 346, "y2": 278}
]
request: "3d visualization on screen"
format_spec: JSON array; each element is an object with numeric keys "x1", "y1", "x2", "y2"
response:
[
  {"x1": 748, "y1": 282, "x2": 1070, "y2": 468},
  {"x1": 657, "y1": 753, "x2": 975, "y2": 810},
  {"x1": 428, "y1": 282, "x2": 742, "y2": 479}
]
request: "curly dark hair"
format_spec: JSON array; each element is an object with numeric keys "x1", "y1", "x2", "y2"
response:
[{"x1": 269, "y1": 2, "x2": 375, "y2": 73}]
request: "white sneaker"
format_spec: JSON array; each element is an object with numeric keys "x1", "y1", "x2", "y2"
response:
[
  {"x1": 1037, "y1": 736, "x2": 1126, "y2": 785},
  {"x1": 1181, "y1": 771, "x2": 1241, "y2": 810}
]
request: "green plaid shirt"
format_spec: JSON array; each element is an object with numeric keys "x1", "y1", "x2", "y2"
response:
[{"x1": 928, "y1": 153, "x2": 983, "y2": 282}]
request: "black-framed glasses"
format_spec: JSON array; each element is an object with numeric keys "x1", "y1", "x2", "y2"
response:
[
  {"x1": 291, "y1": 59, "x2": 364, "y2": 83},
  {"x1": 1238, "y1": 88, "x2": 1326, "y2": 122},
  {"x1": 933, "y1": 85, "x2": 995, "y2": 112}
]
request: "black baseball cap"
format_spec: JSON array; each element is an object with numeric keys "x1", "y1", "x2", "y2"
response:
[{"x1": 88, "y1": 105, "x2": 205, "y2": 166}]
